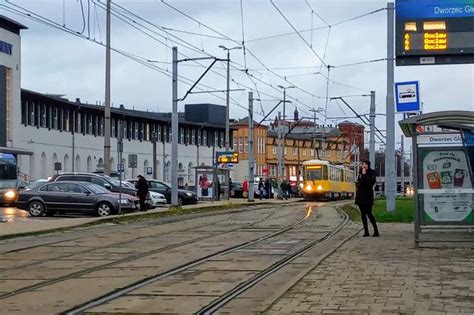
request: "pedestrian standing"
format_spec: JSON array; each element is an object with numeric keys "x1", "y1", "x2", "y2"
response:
[
  {"x1": 135, "y1": 175, "x2": 149, "y2": 212},
  {"x1": 229, "y1": 178, "x2": 234, "y2": 197},
  {"x1": 258, "y1": 178, "x2": 265, "y2": 200},
  {"x1": 264, "y1": 179, "x2": 271, "y2": 199},
  {"x1": 242, "y1": 178, "x2": 249, "y2": 199},
  {"x1": 355, "y1": 160, "x2": 379, "y2": 237}
]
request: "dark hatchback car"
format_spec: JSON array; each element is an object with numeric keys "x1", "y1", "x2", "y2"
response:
[
  {"x1": 0, "y1": 179, "x2": 28, "y2": 206},
  {"x1": 127, "y1": 179, "x2": 198, "y2": 206},
  {"x1": 50, "y1": 173, "x2": 137, "y2": 196},
  {"x1": 17, "y1": 181, "x2": 138, "y2": 217}
]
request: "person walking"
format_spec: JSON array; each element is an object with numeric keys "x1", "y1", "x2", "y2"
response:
[
  {"x1": 264, "y1": 179, "x2": 271, "y2": 199},
  {"x1": 258, "y1": 178, "x2": 265, "y2": 200},
  {"x1": 280, "y1": 179, "x2": 288, "y2": 200},
  {"x1": 355, "y1": 160, "x2": 379, "y2": 237},
  {"x1": 242, "y1": 178, "x2": 249, "y2": 199},
  {"x1": 135, "y1": 175, "x2": 149, "y2": 212},
  {"x1": 229, "y1": 178, "x2": 234, "y2": 197}
]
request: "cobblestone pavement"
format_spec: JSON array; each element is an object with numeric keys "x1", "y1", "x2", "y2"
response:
[{"x1": 266, "y1": 223, "x2": 474, "y2": 315}]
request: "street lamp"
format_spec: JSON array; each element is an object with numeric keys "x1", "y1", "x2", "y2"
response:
[{"x1": 219, "y1": 45, "x2": 242, "y2": 153}]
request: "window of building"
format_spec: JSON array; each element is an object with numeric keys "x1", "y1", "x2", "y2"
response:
[
  {"x1": 87, "y1": 114, "x2": 93, "y2": 134},
  {"x1": 53, "y1": 108, "x2": 58, "y2": 130},
  {"x1": 134, "y1": 122, "x2": 139, "y2": 140},
  {"x1": 140, "y1": 123, "x2": 145, "y2": 141},
  {"x1": 29, "y1": 101, "x2": 35, "y2": 126},
  {"x1": 186, "y1": 128, "x2": 191, "y2": 145},
  {"x1": 197, "y1": 129, "x2": 201, "y2": 145},
  {"x1": 191, "y1": 129, "x2": 196, "y2": 145},
  {"x1": 238, "y1": 137, "x2": 243, "y2": 153},
  {"x1": 272, "y1": 145, "x2": 276, "y2": 155},
  {"x1": 76, "y1": 112, "x2": 81, "y2": 133},
  {"x1": 284, "y1": 147, "x2": 288, "y2": 155},
  {"x1": 21, "y1": 101, "x2": 27, "y2": 125},
  {"x1": 244, "y1": 138, "x2": 248, "y2": 153},
  {"x1": 214, "y1": 131, "x2": 219, "y2": 147},
  {"x1": 292, "y1": 146, "x2": 297, "y2": 156},
  {"x1": 303, "y1": 148, "x2": 306, "y2": 156},
  {"x1": 270, "y1": 165, "x2": 276, "y2": 176},
  {"x1": 40, "y1": 104, "x2": 47, "y2": 128},
  {"x1": 203, "y1": 130, "x2": 207, "y2": 146},
  {"x1": 233, "y1": 137, "x2": 237, "y2": 151},
  {"x1": 310, "y1": 149, "x2": 314, "y2": 157},
  {"x1": 65, "y1": 110, "x2": 70, "y2": 132}
]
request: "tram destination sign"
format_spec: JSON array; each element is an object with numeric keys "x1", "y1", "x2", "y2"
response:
[{"x1": 396, "y1": 0, "x2": 474, "y2": 65}]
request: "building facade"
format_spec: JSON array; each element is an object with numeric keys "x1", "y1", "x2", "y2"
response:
[{"x1": 0, "y1": 16, "x2": 229, "y2": 184}]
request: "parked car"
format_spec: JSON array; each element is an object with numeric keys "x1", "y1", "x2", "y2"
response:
[
  {"x1": 17, "y1": 181, "x2": 138, "y2": 217},
  {"x1": 49, "y1": 173, "x2": 137, "y2": 196},
  {"x1": 0, "y1": 179, "x2": 28, "y2": 206},
  {"x1": 127, "y1": 179, "x2": 198, "y2": 206},
  {"x1": 148, "y1": 191, "x2": 167, "y2": 207}
]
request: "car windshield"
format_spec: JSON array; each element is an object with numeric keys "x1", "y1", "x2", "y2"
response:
[
  {"x1": 85, "y1": 183, "x2": 110, "y2": 194},
  {"x1": 159, "y1": 181, "x2": 171, "y2": 189},
  {"x1": 0, "y1": 180, "x2": 18, "y2": 189},
  {"x1": 102, "y1": 175, "x2": 121, "y2": 187}
]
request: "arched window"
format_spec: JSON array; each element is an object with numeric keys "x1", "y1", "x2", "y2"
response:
[
  {"x1": 75, "y1": 155, "x2": 81, "y2": 172},
  {"x1": 87, "y1": 156, "x2": 92, "y2": 172},
  {"x1": 40, "y1": 152, "x2": 47, "y2": 179},
  {"x1": 165, "y1": 161, "x2": 170, "y2": 182},
  {"x1": 188, "y1": 162, "x2": 194, "y2": 184},
  {"x1": 64, "y1": 154, "x2": 70, "y2": 172}
]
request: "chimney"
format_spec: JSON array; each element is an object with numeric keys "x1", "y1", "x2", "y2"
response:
[
  {"x1": 75, "y1": 98, "x2": 81, "y2": 103},
  {"x1": 119, "y1": 104, "x2": 125, "y2": 109}
]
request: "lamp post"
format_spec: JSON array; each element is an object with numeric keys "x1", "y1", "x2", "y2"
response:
[{"x1": 218, "y1": 45, "x2": 242, "y2": 153}]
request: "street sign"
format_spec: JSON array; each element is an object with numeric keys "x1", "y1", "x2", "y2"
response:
[
  {"x1": 118, "y1": 163, "x2": 124, "y2": 172},
  {"x1": 128, "y1": 154, "x2": 137, "y2": 168},
  {"x1": 146, "y1": 167, "x2": 153, "y2": 175},
  {"x1": 396, "y1": 0, "x2": 474, "y2": 65},
  {"x1": 395, "y1": 81, "x2": 421, "y2": 113},
  {"x1": 54, "y1": 162, "x2": 62, "y2": 171},
  {"x1": 216, "y1": 152, "x2": 239, "y2": 164},
  {"x1": 225, "y1": 163, "x2": 234, "y2": 169}
]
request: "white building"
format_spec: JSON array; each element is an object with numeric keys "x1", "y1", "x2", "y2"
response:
[{"x1": 0, "y1": 16, "x2": 230, "y2": 184}]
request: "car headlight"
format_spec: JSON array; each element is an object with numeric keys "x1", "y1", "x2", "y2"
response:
[
  {"x1": 4, "y1": 190, "x2": 16, "y2": 199},
  {"x1": 186, "y1": 192, "x2": 193, "y2": 196},
  {"x1": 119, "y1": 199, "x2": 130, "y2": 204},
  {"x1": 317, "y1": 185, "x2": 323, "y2": 191}
]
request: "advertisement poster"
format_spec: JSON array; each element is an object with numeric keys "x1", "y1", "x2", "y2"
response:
[
  {"x1": 197, "y1": 173, "x2": 213, "y2": 199},
  {"x1": 422, "y1": 149, "x2": 473, "y2": 223}
]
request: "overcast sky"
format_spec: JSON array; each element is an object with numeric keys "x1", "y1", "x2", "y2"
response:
[{"x1": 3, "y1": 0, "x2": 474, "y2": 148}]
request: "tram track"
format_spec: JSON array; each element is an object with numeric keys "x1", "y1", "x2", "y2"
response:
[
  {"x1": 0, "y1": 203, "x2": 309, "y2": 300},
  {"x1": 62, "y1": 202, "x2": 338, "y2": 315}
]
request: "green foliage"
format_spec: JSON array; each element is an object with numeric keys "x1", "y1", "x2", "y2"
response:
[{"x1": 343, "y1": 197, "x2": 415, "y2": 223}]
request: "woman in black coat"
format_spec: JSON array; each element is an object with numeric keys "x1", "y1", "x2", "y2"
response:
[
  {"x1": 355, "y1": 160, "x2": 379, "y2": 237},
  {"x1": 135, "y1": 175, "x2": 149, "y2": 211}
]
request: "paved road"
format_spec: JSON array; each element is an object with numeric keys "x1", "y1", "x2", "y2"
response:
[
  {"x1": 0, "y1": 206, "x2": 30, "y2": 222},
  {"x1": 0, "y1": 201, "x2": 355, "y2": 314}
]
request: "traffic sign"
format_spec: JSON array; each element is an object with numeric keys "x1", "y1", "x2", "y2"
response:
[
  {"x1": 395, "y1": 81, "x2": 421, "y2": 113},
  {"x1": 118, "y1": 163, "x2": 124, "y2": 172},
  {"x1": 128, "y1": 154, "x2": 137, "y2": 168},
  {"x1": 146, "y1": 167, "x2": 153, "y2": 175}
]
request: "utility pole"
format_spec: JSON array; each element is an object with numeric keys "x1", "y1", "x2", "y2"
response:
[
  {"x1": 171, "y1": 47, "x2": 178, "y2": 206},
  {"x1": 103, "y1": 0, "x2": 112, "y2": 176},
  {"x1": 248, "y1": 92, "x2": 255, "y2": 202},
  {"x1": 219, "y1": 45, "x2": 241, "y2": 152},
  {"x1": 152, "y1": 132, "x2": 157, "y2": 179},
  {"x1": 369, "y1": 91, "x2": 376, "y2": 168},
  {"x1": 117, "y1": 119, "x2": 123, "y2": 214},
  {"x1": 385, "y1": 2, "x2": 396, "y2": 212},
  {"x1": 277, "y1": 112, "x2": 283, "y2": 199}
]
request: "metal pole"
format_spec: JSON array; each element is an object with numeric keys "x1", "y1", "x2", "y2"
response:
[
  {"x1": 152, "y1": 132, "x2": 157, "y2": 180},
  {"x1": 117, "y1": 119, "x2": 123, "y2": 214},
  {"x1": 313, "y1": 110, "x2": 317, "y2": 158},
  {"x1": 248, "y1": 92, "x2": 255, "y2": 202},
  {"x1": 171, "y1": 47, "x2": 178, "y2": 206},
  {"x1": 283, "y1": 88, "x2": 286, "y2": 121},
  {"x1": 163, "y1": 137, "x2": 166, "y2": 181},
  {"x1": 369, "y1": 91, "x2": 376, "y2": 168},
  {"x1": 385, "y1": 2, "x2": 396, "y2": 212},
  {"x1": 400, "y1": 132, "x2": 405, "y2": 196},
  {"x1": 103, "y1": 0, "x2": 112, "y2": 176},
  {"x1": 277, "y1": 112, "x2": 283, "y2": 199},
  {"x1": 72, "y1": 111, "x2": 75, "y2": 172},
  {"x1": 225, "y1": 49, "x2": 230, "y2": 152}
]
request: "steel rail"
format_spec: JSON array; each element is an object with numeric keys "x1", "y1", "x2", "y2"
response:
[
  {"x1": 62, "y1": 204, "x2": 327, "y2": 315},
  {"x1": 0, "y1": 206, "x2": 298, "y2": 299},
  {"x1": 197, "y1": 210, "x2": 350, "y2": 314}
]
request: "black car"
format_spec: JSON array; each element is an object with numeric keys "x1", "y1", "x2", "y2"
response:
[
  {"x1": 50, "y1": 173, "x2": 137, "y2": 196},
  {"x1": 0, "y1": 179, "x2": 28, "y2": 206},
  {"x1": 17, "y1": 181, "x2": 138, "y2": 217},
  {"x1": 127, "y1": 179, "x2": 198, "y2": 206}
]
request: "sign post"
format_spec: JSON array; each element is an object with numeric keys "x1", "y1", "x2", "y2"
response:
[{"x1": 395, "y1": 81, "x2": 421, "y2": 113}]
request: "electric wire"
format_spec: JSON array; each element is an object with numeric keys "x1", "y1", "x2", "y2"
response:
[{"x1": 79, "y1": 0, "x2": 86, "y2": 34}]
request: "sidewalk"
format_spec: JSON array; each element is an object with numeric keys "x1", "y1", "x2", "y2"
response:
[
  {"x1": 0, "y1": 198, "x2": 295, "y2": 238},
  {"x1": 266, "y1": 223, "x2": 474, "y2": 314}
]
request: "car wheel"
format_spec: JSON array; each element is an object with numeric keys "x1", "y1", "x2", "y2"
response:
[
  {"x1": 96, "y1": 202, "x2": 113, "y2": 217},
  {"x1": 178, "y1": 197, "x2": 184, "y2": 206},
  {"x1": 28, "y1": 201, "x2": 45, "y2": 217}
]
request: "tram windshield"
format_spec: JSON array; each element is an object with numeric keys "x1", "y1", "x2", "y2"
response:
[
  {"x1": 0, "y1": 153, "x2": 17, "y2": 180},
  {"x1": 304, "y1": 165, "x2": 323, "y2": 180}
]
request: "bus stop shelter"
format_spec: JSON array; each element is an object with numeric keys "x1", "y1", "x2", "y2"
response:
[
  {"x1": 399, "y1": 111, "x2": 474, "y2": 247},
  {"x1": 193, "y1": 166, "x2": 230, "y2": 202}
]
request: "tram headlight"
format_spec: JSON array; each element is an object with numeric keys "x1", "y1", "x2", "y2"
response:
[
  {"x1": 305, "y1": 184, "x2": 313, "y2": 192},
  {"x1": 317, "y1": 185, "x2": 323, "y2": 191}
]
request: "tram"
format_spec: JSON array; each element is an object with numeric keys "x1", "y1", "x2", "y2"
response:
[
  {"x1": 0, "y1": 153, "x2": 17, "y2": 180},
  {"x1": 301, "y1": 159, "x2": 355, "y2": 200}
]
